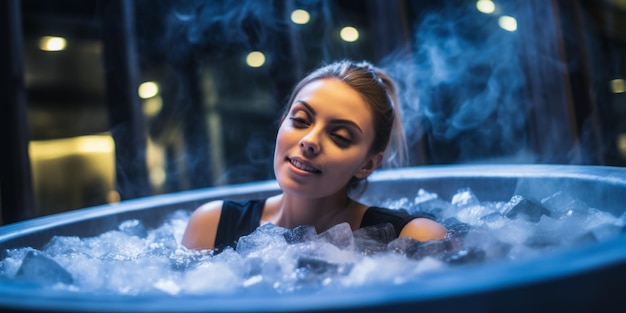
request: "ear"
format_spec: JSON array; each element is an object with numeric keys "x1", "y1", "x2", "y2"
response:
[{"x1": 354, "y1": 152, "x2": 383, "y2": 179}]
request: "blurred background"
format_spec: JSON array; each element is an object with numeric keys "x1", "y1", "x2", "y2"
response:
[{"x1": 1, "y1": 0, "x2": 625, "y2": 224}]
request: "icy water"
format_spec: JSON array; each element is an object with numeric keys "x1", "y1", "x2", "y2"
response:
[{"x1": 1, "y1": 187, "x2": 625, "y2": 296}]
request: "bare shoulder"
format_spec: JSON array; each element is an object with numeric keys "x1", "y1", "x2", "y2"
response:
[
  {"x1": 193, "y1": 200, "x2": 224, "y2": 217},
  {"x1": 181, "y1": 200, "x2": 224, "y2": 250},
  {"x1": 399, "y1": 217, "x2": 448, "y2": 242}
]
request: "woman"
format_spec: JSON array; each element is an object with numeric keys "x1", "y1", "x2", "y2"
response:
[{"x1": 182, "y1": 60, "x2": 447, "y2": 251}]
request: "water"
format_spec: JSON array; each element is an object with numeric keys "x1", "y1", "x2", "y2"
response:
[{"x1": 1, "y1": 188, "x2": 624, "y2": 296}]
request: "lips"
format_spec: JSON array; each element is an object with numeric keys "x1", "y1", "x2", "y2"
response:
[{"x1": 287, "y1": 157, "x2": 322, "y2": 174}]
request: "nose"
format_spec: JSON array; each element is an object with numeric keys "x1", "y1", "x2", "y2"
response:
[{"x1": 299, "y1": 132, "x2": 320, "y2": 155}]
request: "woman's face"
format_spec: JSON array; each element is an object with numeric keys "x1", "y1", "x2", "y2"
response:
[{"x1": 274, "y1": 78, "x2": 381, "y2": 199}]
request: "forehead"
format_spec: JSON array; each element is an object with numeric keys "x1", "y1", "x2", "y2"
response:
[{"x1": 292, "y1": 78, "x2": 373, "y2": 126}]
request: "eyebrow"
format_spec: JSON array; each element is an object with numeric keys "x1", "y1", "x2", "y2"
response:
[{"x1": 295, "y1": 100, "x2": 364, "y2": 134}]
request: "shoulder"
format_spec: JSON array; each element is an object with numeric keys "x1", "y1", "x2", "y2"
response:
[
  {"x1": 191, "y1": 200, "x2": 225, "y2": 221},
  {"x1": 399, "y1": 217, "x2": 447, "y2": 242},
  {"x1": 181, "y1": 200, "x2": 225, "y2": 250},
  {"x1": 365, "y1": 206, "x2": 447, "y2": 242}
]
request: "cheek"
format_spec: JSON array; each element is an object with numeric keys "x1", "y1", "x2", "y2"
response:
[
  {"x1": 275, "y1": 125, "x2": 292, "y2": 150},
  {"x1": 328, "y1": 150, "x2": 367, "y2": 174}
]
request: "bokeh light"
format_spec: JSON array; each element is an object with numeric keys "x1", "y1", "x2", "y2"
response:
[
  {"x1": 138, "y1": 81, "x2": 159, "y2": 99},
  {"x1": 39, "y1": 36, "x2": 67, "y2": 51},
  {"x1": 498, "y1": 16, "x2": 517, "y2": 32},
  {"x1": 143, "y1": 96, "x2": 163, "y2": 118},
  {"x1": 611, "y1": 78, "x2": 626, "y2": 93},
  {"x1": 340, "y1": 26, "x2": 359, "y2": 42},
  {"x1": 246, "y1": 51, "x2": 266, "y2": 67},
  {"x1": 291, "y1": 9, "x2": 310, "y2": 24},
  {"x1": 476, "y1": 0, "x2": 496, "y2": 14}
]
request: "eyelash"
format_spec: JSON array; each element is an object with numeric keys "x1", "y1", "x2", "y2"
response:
[
  {"x1": 288, "y1": 116, "x2": 352, "y2": 147},
  {"x1": 331, "y1": 133, "x2": 351, "y2": 145},
  {"x1": 289, "y1": 117, "x2": 309, "y2": 127}
]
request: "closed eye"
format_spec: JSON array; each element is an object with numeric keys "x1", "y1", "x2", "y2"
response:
[
  {"x1": 331, "y1": 133, "x2": 352, "y2": 147},
  {"x1": 289, "y1": 117, "x2": 310, "y2": 128}
]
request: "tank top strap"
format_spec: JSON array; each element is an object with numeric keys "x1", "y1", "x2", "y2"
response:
[{"x1": 214, "y1": 199, "x2": 266, "y2": 251}]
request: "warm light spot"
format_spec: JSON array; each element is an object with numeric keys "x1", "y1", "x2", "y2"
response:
[
  {"x1": 146, "y1": 137, "x2": 167, "y2": 190},
  {"x1": 143, "y1": 96, "x2": 163, "y2": 118},
  {"x1": 107, "y1": 190, "x2": 121, "y2": 204},
  {"x1": 150, "y1": 167, "x2": 166, "y2": 188},
  {"x1": 29, "y1": 134, "x2": 116, "y2": 211},
  {"x1": 291, "y1": 9, "x2": 310, "y2": 24},
  {"x1": 30, "y1": 134, "x2": 114, "y2": 160},
  {"x1": 498, "y1": 16, "x2": 517, "y2": 32},
  {"x1": 476, "y1": 0, "x2": 496, "y2": 14},
  {"x1": 611, "y1": 78, "x2": 626, "y2": 94},
  {"x1": 618, "y1": 134, "x2": 626, "y2": 159},
  {"x1": 246, "y1": 51, "x2": 266, "y2": 67},
  {"x1": 340, "y1": 26, "x2": 359, "y2": 42},
  {"x1": 39, "y1": 36, "x2": 67, "y2": 51},
  {"x1": 138, "y1": 81, "x2": 159, "y2": 99},
  {"x1": 77, "y1": 136, "x2": 114, "y2": 154}
]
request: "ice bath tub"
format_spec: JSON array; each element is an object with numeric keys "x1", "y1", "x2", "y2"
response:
[{"x1": 0, "y1": 164, "x2": 625, "y2": 313}]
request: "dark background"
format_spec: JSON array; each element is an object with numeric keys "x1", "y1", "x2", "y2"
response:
[{"x1": 1, "y1": 0, "x2": 625, "y2": 223}]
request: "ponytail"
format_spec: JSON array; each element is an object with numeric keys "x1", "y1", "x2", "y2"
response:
[{"x1": 375, "y1": 69, "x2": 408, "y2": 168}]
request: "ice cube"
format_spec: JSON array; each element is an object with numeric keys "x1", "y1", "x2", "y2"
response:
[
  {"x1": 570, "y1": 232, "x2": 598, "y2": 246},
  {"x1": 15, "y1": 250, "x2": 74, "y2": 286},
  {"x1": 408, "y1": 239, "x2": 453, "y2": 260},
  {"x1": 589, "y1": 223, "x2": 623, "y2": 241},
  {"x1": 353, "y1": 223, "x2": 395, "y2": 255},
  {"x1": 293, "y1": 257, "x2": 338, "y2": 292},
  {"x1": 354, "y1": 223, "x2": 396, "y2": 244},
  {"x1": 503, "y1": 195, "x2": 551, "y2": 223},
  {"x1": 456, "y1": 204, "x2": 496, "y2": 225},
  {"x1": 0, "y1": 249, "x2": 27, "y2": 278},
  {"x1": 283, "y1": 225, "x2": 317, "y2": 244},
  {"x1": 86, "y1": 231, "x2": 146, "y2": 260},
  {"x1": 411, "y1": 198, "x2": 457, "y2": 218},
  {"x1": 451, "y1": 188, "x2": 480, "y2": 208},
  {"x1": 318, "y1": 222, "x2": 355, "y2": 250},
  {"x1": 442, "y1": 218, "x2": 471, "y2": 242},
  {"x1": 463, "y1": 228, "x2": 511, "y2": 260},
  {"x1": 541, "y1": 191, "x2": 589, "y2": 219},
  {"x1": 118, "y1": 219, "x2": 148, "y2": 238},
  {"x1": 380, "y1": 197, "x2": 411, "y2": 211},
  {"x1": 236, "y1": 223, "x2": 288, "y2": 257},
  {"x1": 585, "y1": 208, "x2": 620, "y2": 230},
  {"x1": 414, "y1": 188, "x2": 439, "y2": 204},
  {"x1": 479, "y1": 212, "x2": 508, "y2": 229},
  {"x1": 43, "y1": 236, "x2": 84, "y2": 256},
  {"x1": 169, "y1": 249, "x2": 211, "y2": 272},
  {"x1": 295, "y1": 257, "x2": 351, "y2": 276},
  {"x1": 525, "y1": 215, "x2": 569, "y2": 248},
  {"x1": 490, "y1": 218, "x2": 534, "y2": 246},
  {"x1": 387, "y1": 236, "x2": 421, "y2": 255}
]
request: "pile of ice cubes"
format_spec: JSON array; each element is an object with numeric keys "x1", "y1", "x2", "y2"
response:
[{"x1": 1, "y1": 188, "x2": 624, "y2": 296}]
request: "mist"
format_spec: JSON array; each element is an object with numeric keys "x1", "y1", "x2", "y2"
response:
[
  {"x1": 142, "y1": 0, "x2": 599, "y2": 189},
  {"x1": 381, "y1": 1, "x2": 534, "y2": 164}
]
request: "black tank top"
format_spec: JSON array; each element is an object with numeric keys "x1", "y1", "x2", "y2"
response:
[{"x1": 214, "y1": 199, "x2": 436, "y2": 251}]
